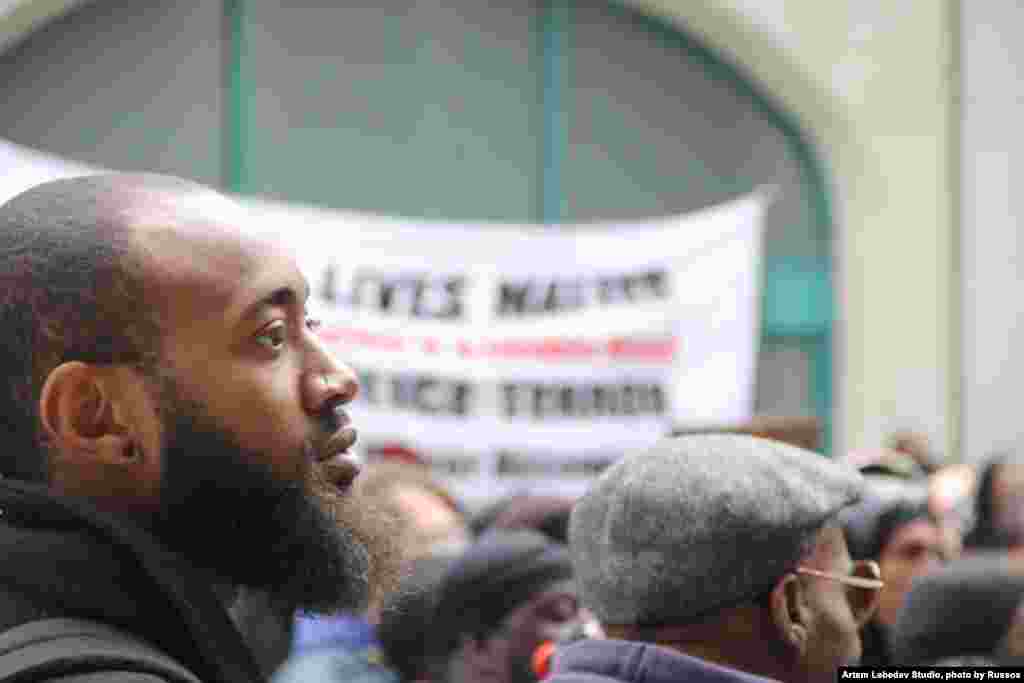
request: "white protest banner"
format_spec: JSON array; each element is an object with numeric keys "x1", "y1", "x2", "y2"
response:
[
  {"x1": 1, "y1": 138, "x2": 766, "y2": 507},
  {"x1": 0, "y1": 138, "x2": 97, "y2": 202},
  {"x1": 249, "y1": 193, "x2": 767, "y2": 507}
]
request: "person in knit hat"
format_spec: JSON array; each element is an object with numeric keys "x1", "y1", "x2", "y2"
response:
[
  {"x1": 427, "y1": 529, "x2": 580, "y2": 683},
  {"x1": 892, "y1": 552, "x2": 1024, "y2": 665}
]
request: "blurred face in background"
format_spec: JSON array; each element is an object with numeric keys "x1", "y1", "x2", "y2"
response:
[
  {"x1": 389, "y1": 484, "x2": 470, "y2": 559},
  {"x1": 875, "y1": 518, "x2": 944, "y2": 626},
  {"x1": 485, "y1": 588, "x2": 580, "y2": 683},
  {"x1": 997, "y1": 601, "x2": 1024, "y2": 663},
  {"x1": 928, "y1": 464, "x2": 975, "y2": 561},
  {"x1": 992, "y1": 464, "x2": 1024, "y2": 548}
]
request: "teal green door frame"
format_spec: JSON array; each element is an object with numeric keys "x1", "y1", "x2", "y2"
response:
[
  {"x1": 539, "y1": 3, "x2": 836, "y2": 452},
  {"x1": 224, "y1": 0, "x2": 247, "y2": 194},
  {"x1": 540, "y1": 0, "x2": 571, "y2": 225}
]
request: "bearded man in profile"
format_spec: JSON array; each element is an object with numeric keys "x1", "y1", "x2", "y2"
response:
[{"x1": 0, "y1": 174, "x2": 400, "y2": 683}]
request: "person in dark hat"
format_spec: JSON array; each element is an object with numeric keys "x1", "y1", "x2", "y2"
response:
[
  {"x1": 472, "y1": 494, "x2": 576, "y2": 545},
  {"x1": 377, "y1": 553, "x2": 460, "y2": 683},
  {"x1": 547, "y1": 434, "x2": 882, "y2": 683},
  {"x1": 427, "y1": 529, "x2": 581, "y2": 683},
  {"x1": 892, "y1": 552, "x2": 1024, "y2": 665},
  {"x1": 840, "y1": 481, "x2": 945, "y2": 666},
  {"x1": 964, "y1": 451, "x2": 1024, "y2": 552}
]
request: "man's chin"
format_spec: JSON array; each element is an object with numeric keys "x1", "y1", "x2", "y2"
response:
[
  {"x1": 247, "y1": 465, "x2": 404, "y2": 614},
  {"x1": 248, "y1": 479, "x2": 375, "y2": 613},
  {"x1": 157, "y1": 456, "x2": 373, "y2": 612},
  {"x1": 302, "y1": 471, "x2": 404, "y2": 611}
]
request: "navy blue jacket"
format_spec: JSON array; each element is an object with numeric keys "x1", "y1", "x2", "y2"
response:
[{"x1": 546, "y1": 639, "x2": 778, "y2": 683}]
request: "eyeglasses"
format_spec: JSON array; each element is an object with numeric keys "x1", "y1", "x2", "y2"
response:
[
  {"x1": 794, "y1": 560, "x2": 884, "y2": 625},
  {"x1": 795, "y1": 560, "x2": 884, "y2": 590},
  {"x1": 610, "y1": 560, "x2": 885, "y2": 641}
]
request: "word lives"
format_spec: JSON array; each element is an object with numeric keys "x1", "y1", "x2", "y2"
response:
[
  {"x1": 317, "y1": 264, "x2": 671, "y2": 320},
  {"x1": 320, "y1": 265, "x2": 466, "y2": 320}
]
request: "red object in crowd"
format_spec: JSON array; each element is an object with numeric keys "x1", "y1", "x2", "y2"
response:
[
  {"x1": 532, "y1": 640, "x2": 556, "y2": 679},
  {"x1": 371, "y1": 443, "x2": 425, "y2": 466}
]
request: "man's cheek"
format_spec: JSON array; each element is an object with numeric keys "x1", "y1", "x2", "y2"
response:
[{"x1": 231, "y1": 412, "x2": 299, "y2": 457}]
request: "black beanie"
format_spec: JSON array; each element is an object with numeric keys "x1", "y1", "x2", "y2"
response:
[
  {"x1": 378, "y1": 553, "x2": 459, "y2": 681},
  {"x1": 892, "y1": 552, "x2": 1024, "y2": 664},
  {"x1": 432, "y1": 529, "x2": 574, "y2": 652}
]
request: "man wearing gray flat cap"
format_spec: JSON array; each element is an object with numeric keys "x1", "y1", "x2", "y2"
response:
[{"x1": 545, "y1": 434, "x2": 884, "y2": 683}]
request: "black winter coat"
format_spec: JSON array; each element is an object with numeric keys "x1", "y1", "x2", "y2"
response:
[{"x1": 0, "y1": 478, "x2": 264, "y2": 683}]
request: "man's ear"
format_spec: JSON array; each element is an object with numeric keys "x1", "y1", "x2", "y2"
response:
[
  {"x1": 768, "y1": 573, "x2": 810, "y2": 654},
  {"x1": 38, "y1": 361, "x2": 137, "y2": 471}
]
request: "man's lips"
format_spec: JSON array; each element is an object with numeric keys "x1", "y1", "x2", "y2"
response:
[
  {"x1": 317, "y1": 426, "x2": 360, "y2": 490},
  {"x1": 321, "y1": 425, "x2": 357, "y2": 457}
]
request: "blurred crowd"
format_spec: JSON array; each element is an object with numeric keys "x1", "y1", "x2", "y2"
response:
[{"x1": 257, "y1": 433, "x2": 1024, "y2": 682}]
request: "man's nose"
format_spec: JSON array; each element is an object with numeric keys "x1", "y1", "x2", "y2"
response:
[{"x1": 302, "y1": 356, "x2": 360, "y2": 416}]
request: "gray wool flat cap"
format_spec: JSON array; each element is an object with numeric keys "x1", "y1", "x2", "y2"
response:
[{"x1": 569, "y1": 434, "x2": 864, "y2": 626}]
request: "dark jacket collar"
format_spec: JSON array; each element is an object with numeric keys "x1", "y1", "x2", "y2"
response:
[
  {"x1": 551, "y1": 638, "x2": 779, "y2": 683},
  {"x1": 0, "y1": 478, "x2": 263, "y2": 683}
]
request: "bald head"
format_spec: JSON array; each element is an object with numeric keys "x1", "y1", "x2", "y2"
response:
[
  {"x1": 5, "y1": 173, "x2": 206, "y2": 225},
  {"x1": 0, "y1": 173, "x2": 217, "y2": 481}
]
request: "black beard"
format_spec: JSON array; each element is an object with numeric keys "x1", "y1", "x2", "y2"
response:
[{"x1": 149, "y1": 387, "x2": 374, "y2": 614}]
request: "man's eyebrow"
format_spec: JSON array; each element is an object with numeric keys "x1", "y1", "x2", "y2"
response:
[{"x1": 239, "y1": 281, "x2": 311, "y2": 322}]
